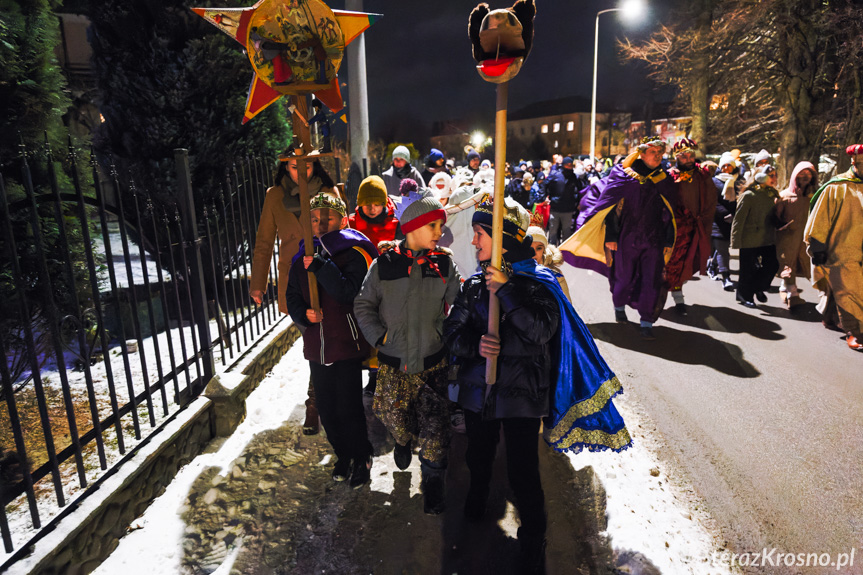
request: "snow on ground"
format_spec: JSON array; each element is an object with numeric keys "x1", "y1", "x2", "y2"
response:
[
  {"x1": 2, "y1": 311, "x2": 275, "y2": 561},
  {"x1": 569, "y1": 390, "x2": 737, "y2": 575},
  {"x1": 89, "y1": 335, "x2": 735, "y2": 575},
  {"x1": 93, "y1": 340, "x2": 311, "y2": 575}
]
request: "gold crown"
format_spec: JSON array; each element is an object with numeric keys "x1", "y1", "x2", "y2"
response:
[
  {"x1": 638, "y1": 136, "x2": 666, "y2": 151},
  {"x1": 310, "y1": 192, "x2": 346, "y2": 217}
]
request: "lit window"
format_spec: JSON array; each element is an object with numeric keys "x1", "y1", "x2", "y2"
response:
[
  {"x1": 553, "y1": 123, "x2": 560, "y2": 133},
  {"x1": 567, "y1": 121, "x2": 574, "y2": 131},
  {"x1": 541, "y1": 124, "x2": 548, "y2": 133},
  {"x1": 554, "y1": 140, "x2": 559, "y2": 148}
]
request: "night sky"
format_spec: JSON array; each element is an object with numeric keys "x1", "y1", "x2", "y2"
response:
[{"x1": 342, "y1": 0, "x2": 675, "y2": 143}]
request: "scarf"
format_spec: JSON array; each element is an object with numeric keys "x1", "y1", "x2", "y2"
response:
[{"x1": 394, "y1": 163, "x2": 412, "y2": 179}]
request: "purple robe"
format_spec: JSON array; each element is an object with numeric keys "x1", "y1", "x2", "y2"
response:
[{"x1": 571, "y1": 163, "x2": 677, "y2": 322}]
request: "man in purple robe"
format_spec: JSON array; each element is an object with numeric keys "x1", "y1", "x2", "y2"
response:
[{"x1": 560, "y1": 137, "x2": 677, "y2": 339}]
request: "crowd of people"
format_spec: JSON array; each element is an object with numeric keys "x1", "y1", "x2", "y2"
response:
[
  {"x1": 381, "y1": 140, "x2": 861, "y2": 349},
  {"x1": 248, "y1": 139, "x2": 862, "y2": 573}
]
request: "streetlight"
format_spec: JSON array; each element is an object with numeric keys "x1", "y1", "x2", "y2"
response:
[
  {"x1": 590, "y1": 0, "x2": 645, "y2": 161},
  {"x1": 471, "y1": 130, "x2": 486, "y2": 150}
]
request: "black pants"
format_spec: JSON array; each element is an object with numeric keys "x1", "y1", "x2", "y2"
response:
[
  {"x1": 309, "y1": 359, "x2": 372, "y2": 462},
  {"x1": 464, "y1": 410, "x2": 546, "y2": 537},
  {"x1": 737, "y1": 245, "x2": 779, "y2": 301}
]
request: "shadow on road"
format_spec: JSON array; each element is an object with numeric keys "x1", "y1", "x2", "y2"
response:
[
  {"x1": 588, "y1": 321, "x2": 761, "y2": 378},
  {"x1": 659, "y1": 303, "x2": 785, "y2": 340},
  {"x1": 756, "y1": 301, "x2": 823, "y2": 324}
]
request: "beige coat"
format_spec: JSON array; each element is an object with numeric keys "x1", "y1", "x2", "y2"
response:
[
  {"x1": 775, "y1": 162, "x2": 817, "y2": 279},
  {"x1": 250, "y1": 183, "x2": 305, "y2": 314},
  {"x1": 803, "y1": 171, "x2": 863, "y2": 325}
]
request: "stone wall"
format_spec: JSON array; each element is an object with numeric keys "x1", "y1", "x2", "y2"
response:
[{"x1": 15, "y1": 321, "x2": 300, "y2": 575}]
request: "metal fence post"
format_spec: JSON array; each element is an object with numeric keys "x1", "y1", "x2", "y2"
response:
[{"x1": 174, "y1": 149, "x2": 215, "y2": 392}]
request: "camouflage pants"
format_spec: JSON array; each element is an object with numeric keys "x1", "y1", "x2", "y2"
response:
[{"x1": 373, "y1": 358, "x2": 451, "y2": 465}]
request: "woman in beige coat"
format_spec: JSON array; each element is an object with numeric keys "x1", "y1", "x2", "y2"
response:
[
  {"x1": 250, "y1": 158, "x2": 337, "y2": 434},
  {"x1": 775, "y1": 161, "x2": 818, "y2": 308}
]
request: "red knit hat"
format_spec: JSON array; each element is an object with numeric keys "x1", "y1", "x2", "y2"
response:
[{"x1": 846, "y1": 144, "x2": 863, "y2": 156}]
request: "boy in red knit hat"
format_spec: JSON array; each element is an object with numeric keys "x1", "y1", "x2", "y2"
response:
[{"x1": 354, "y1": 192, "x2": 460, "y2": 514}]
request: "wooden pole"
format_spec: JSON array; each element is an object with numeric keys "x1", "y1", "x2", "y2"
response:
[
  {"x1": 291, "y1": 95, "x2": 320, "y2": 313},
  {"x1": 485, "y1": 81, "x2": 509, "y2": 385}
]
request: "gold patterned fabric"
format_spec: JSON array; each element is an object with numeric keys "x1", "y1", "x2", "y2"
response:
[
  {"x1": 544, "y1": 377, "x2": 623, "y2": 444},
  {"x1": 372, "y1": 359, "x2": 451, "y2": 464}
]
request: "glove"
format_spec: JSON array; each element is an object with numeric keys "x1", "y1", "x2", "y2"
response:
[{"x1": 811, "y1": 251, "x2": 827, "y2": 266}]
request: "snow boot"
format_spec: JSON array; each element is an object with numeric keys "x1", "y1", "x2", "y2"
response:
[
  {"x1": 303, "y1": 402, "x2": 319, "y2": 436},
  {"x1": 393, "y1": 440, "x2": 412, "y2": 470},
  {"x1": 420, "y1": 460, "x2": 446, "y2": 515}
]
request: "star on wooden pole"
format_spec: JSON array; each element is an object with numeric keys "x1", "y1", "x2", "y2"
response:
[{"x1": 192, "y1": 0, "x2": 381, "y2": 123}]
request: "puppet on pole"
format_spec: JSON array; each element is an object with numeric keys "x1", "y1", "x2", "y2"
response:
[
  {"x1": 192, "y1": 0, "x2": 380, "y2": 312},
  {"x1": 468, "y1": 0, "x2": 535, "y2": 384}
]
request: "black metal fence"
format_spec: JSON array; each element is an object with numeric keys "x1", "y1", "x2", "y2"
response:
[{"x1": 0, "y1": 140, "x2": 285, "y2": 560}]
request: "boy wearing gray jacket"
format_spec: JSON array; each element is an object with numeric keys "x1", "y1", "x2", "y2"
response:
[{"x1": 354, "y1": 193, "x2": 461, "y2": 514}]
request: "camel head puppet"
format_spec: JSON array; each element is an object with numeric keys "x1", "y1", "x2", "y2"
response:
[{"x1": 469, "y1": 0, "x2": 535, "y2": 83}]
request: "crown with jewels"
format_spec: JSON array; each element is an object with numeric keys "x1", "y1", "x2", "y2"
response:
[
  {"x1": 310, "y1": 192, "x2": 346, "y2": 217},
  {"x1": 672, "y1": 138, "x2": 698, "y2": 156},
  {"x1": 637, "y1": 136, "x2": 666, "y2": 151},
  {"x1": 473, "y1": 194, "x2": 530, "y2": 242}
]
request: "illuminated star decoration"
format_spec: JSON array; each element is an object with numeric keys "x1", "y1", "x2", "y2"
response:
[{"x1": 192, "y1": 0, "x2": 381, "y2": 124}]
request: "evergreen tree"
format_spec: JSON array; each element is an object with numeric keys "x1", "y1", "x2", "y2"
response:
[
  {"x1": 88, "y1": 0, "x2": 291, "y2": 207},
  {"x1": 0, "y1": 0, "x2": 72, "y2": 170},
  {"x1": 0, "y1": 0, "x2": 98, "y2": 384}
]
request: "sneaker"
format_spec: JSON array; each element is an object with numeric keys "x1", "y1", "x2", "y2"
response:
[
  {"x1": 847, "y1": 335, "x2": 863, "y2": 350},
  {"x1": 393, "y1": 440, "x2": 412, "y2": 470},
  {"x1": 332, "y1": 458, "x2": 351, "y2": 482},
  {"x1": 349, "y1": 456, "x2": 372, "y2": 489},
  {"x1": 722, "y1": 278, "x2": 735, "y2": 291},
  {"x1": 674, "y1": 303, "x2": 688, "y2": 316},
  {"x1": 614, "y1": 309, "x2": 627, "y2": 324},
  {"x1": 736, "y1": 294, "x2": 756, "y2": 308},
  {"x1": 755, "y1": 291, "x2": 767, "y2": 303},
  {"x1": 639, "y1": 326, "x2": 656, "y2": 340}
]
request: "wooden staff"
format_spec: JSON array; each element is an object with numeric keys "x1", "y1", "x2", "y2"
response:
[
  {"x1": 485, "y1": 81, "x2": 509, "y2": 385},
  {"x1": 291, "y1": 94, "x2": 320, "y2": 313}
]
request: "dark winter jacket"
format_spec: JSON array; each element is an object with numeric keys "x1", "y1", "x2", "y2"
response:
[
  {"x1": 544, "y1": 168, "x2": 583, "y2": 212},
  {"x1": 505, "y1": 176, "x2": 531, "y2": 209},
  {"x1": 286, "y1": 229, "x2": 377, "y2": 364},
  {"x1": 354, "y1": 242, "x2": 460, "y2": 374},
  {"x1": 712, "y1": 175, "x2": 737, "y2": 239},
  {"x1": 443, "y1": 260, "x2": 560, "y2": 420}
]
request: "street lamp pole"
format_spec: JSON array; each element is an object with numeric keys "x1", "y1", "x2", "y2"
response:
[{"x1": 590, "y1": 8, "x2": 622, "y2": 162}]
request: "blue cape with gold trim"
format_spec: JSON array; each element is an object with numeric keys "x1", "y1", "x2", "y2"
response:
[{"x1": 511, "y1": 259, "x2": 632, "y2": 454}]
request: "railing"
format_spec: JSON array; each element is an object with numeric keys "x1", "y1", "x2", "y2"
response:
[{"x1": 0, "y1": 139, "x2": 284, "y2": 563}]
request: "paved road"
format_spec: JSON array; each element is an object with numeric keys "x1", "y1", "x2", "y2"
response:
[{"x1": 560, "y1": 260, "x2": 863, "y2": 574}]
